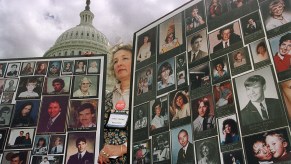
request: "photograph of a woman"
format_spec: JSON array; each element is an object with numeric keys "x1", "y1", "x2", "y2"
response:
[
  {"x1": 12, "y1": 101, "x2": 39, "y2": 127},
  {"x1": 137, "y1": 34, "x2": 152, "y2": 62},
  {"x1": 157, "y1": 60, "x2": 175, "y2": 90},
  {"x1": 33, "y1": 137, "x2": 48, "y2": 155},
  {"x1": 219, "y1": 116, "x2": 240, "y2": 145},
  {"x1": 171, "y1": 91, "x2": 190, "y2": 121}
]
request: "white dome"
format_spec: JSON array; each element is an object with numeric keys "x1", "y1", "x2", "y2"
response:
[{"x1": 43, "y1": 6, "x2": 109, "y2": 57}]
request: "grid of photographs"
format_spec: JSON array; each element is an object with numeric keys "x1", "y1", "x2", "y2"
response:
[
  {"x1": 132, "y1": 0, "x2": 291, "y2": 163},
  {"x1": 0, "y1": 55, "x2": 105, "y2": 163}
]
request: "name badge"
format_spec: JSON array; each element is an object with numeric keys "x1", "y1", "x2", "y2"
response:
[{"x1": 106, "y1": 112, "x2": 128, "y2": 129}]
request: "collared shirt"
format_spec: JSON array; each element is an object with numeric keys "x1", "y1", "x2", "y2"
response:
[
  {"x1": 80, "y1": 122, "x2": 96, "y2": 128},
  {"x1": 79, "y1": 150, "x2": 87, "y2": 158},
  {"x1": 51, "y1": 112, "x2": 61, "y2": 123},
  {"x1": 190, "y1": 50, "x2": 199, "y2": 62},
  {"x1": 182, "y1": 142, "x2": 189, "y2": 153},
  {"x1": 112, "y1": 83, "x2": 130, "y2": 111},
  {"x1": 251, "y1": 100, "x2": 269, "y2": 119},
  {"x1": 223, "y1": 40, "x2": 230, "y2": 48}
]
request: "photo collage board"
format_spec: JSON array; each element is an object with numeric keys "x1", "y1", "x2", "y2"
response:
[
  {"x1": 131, "y1": 0, "x2": 291, "y2": 163},
  {"x1": 0, "y1": 55, "x2": 106, "y2": 164}
]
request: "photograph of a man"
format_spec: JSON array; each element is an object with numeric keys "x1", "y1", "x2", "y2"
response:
[
  {"x1": 0, "y1": 105, "x2": 12, "y2": 126},
  {"x1": 67, "y1": 137, "x2": 94, "y2": 164},
  {"x1": 76, "y1": 103, "x2": 96, "y2": 128},
  {"x1": 212, "y1": 23, "x2": 242, "y2": 53},
  {"x1": 272, "y1": 33, "x2": 291, "y2": 73},
  {"x1": 14, "y1": 131, "x2": 25, "y2": 145},
  {"x1": 4, "y1": 79, "x2": 17, "y2": 92},
  {"x1": 6, "y1": 63, "x2": 20, "y2": 77},
  {"x1": 187, "y1": 32, "x2": 208, "y2": 64},
  {"x1": 193, "y1": 96, "x2": 216, "y2": 132},
  {"x1": 237, "y1": 72, "x2": 281, "y2": 126},
  {"x1": 176, "y1": 129, "x2": 194, "y2": 164},
  {"x1": 45, "y1": 77, "x2": 70, "y2": 95},
  {"x1": 3, "y1": 151, "x2": 28, "y2": 164},
  {"x1": 37, "y1": 96, "x2": 69, "y2": 133},
  {"x1": 72, "y1": 76, "x2": 97, "y2": 98}
]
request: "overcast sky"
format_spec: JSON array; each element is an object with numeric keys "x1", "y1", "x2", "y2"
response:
[{"x1": 0, "y1": 0, "x2": 190, "y2": 59}]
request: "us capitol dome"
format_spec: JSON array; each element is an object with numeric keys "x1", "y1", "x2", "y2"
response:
[{"x1": 43, "y1": 0, "x2": 109, "y2": 57}]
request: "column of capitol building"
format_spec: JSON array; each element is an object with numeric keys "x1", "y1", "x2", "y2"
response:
[{"x1": 43, "y1": 0, "x2": 115, "y2": 91}]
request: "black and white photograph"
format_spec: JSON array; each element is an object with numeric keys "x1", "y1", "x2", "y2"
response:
[
  {"x1": 15, "y1": 76, "x2": 43, "y2": 100},
  {"x1": 195, "y1": 137, "x2": 220, "y2": 164},
  {"x1": 5, "y1": 62, "x2": 20, "y2": 77},
  {"x1": 187, "y1": 28, "x2": 209, "y2": 67},
  {"x1": 260, "y1": 0, "x2": 291, "y2": 37},
  {"x1": 171, "y1": 124, "x2": 193, "y2": 164},
  {"x1": 234, "y1": 66, "x2": 286, "y2": 135},
  {"x1": 176, "y1": 53, "x2": 186, "y2": 70},
  {"x1": 1, "y1": 92, "x2": 14, "y2": 104},
  {"x1": 0, "y1": 104, "x2": 14, "y2": 127},
  {"x1": 0, "y1": 129, "x2": 8, "y2": 151},
  {"x1": 71, "y1": 75, "x2": 99, "y2": 98},
  {"x1": 184, "y1": 1, "x2": 206, "y2": 35},
  {"x1": 133, "y1": 103, "x2": 149, "y2": 142},
  {"x1": 152, "y1": 132, "x2": 170, "y2": 163},
  {"x1": 4, "y1": 78, "x2": 18, "y2": 92}
]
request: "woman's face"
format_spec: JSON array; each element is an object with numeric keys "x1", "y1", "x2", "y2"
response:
[
  {"x1": 143, "y1": 36, "x2": 149, "y2": 43},
  {"x1": 258, "y1": 46, "x2": 266, "y2": 54},
  {"x1": 161, "y1": 67, "x2": 170, "y2": 82},
  {"x1": 216, "y1": 64, "x2": 223, "y2": 71},
  {"x1": 39, "y1": 140, "x2": 44, "y2": 146},
  {"x1": 21, "y1": 105, "x2": 32, "y2": 116},
  {"x1": 202, "y1": 145, "x2": 210, "y2": 157},
  {"x1": 78, "y1": 62, "x2": 84, "y2": 69},
  {"x1": 26, "y1": 133, "x2": 29, "y2": 138},
  {"x1": 236, "y1": 53, "x2": 243, "y2": 60},
  {"x1": 27, "y1": 63, "x2": 31, "y2": 67},
  {"x1": 66, "y1": 63, "x2": 71, "y2": 68},
  {"x1": 167, "y1": 33, "x2": 174, "y2": 43},
  {"x1": 40, "y1": 63, "x2": 45, "y2": 70},
  {"x1": 113, "y1": 50, "x2": 132, "y2": 82},
  {"x1": 176, "y1": 95, "x2": 184, "y2": 107},
  {"x1": 253, "y1": 141, "x2": 273, "y2": 161},
  {"x1": 271, "y1": 4, "x2": 284, "y2": 17},
  {"x1": 224, "y1": 124, "x2": 231, "y2": 134}
]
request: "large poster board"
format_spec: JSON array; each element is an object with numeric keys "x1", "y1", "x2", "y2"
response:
[
  {"x1": 0, "y1": 55, "x2": 106, "y2": 163},
  {"x1": 131, "y1": 0, "x2": 291, "y2": 163}
]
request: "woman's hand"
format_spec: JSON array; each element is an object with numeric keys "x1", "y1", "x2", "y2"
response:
[{"x1": 98, "y1": 144, "x2": 127, "y2": 164}]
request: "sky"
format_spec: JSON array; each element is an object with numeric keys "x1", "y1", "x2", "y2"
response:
[{"x1": 0, "y1": 0, "x2": 190, "y2": 59}]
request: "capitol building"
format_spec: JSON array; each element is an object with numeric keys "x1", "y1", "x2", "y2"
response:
[{"x1": 43, "y1": 0, "x2": 114, "y2": 90}]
